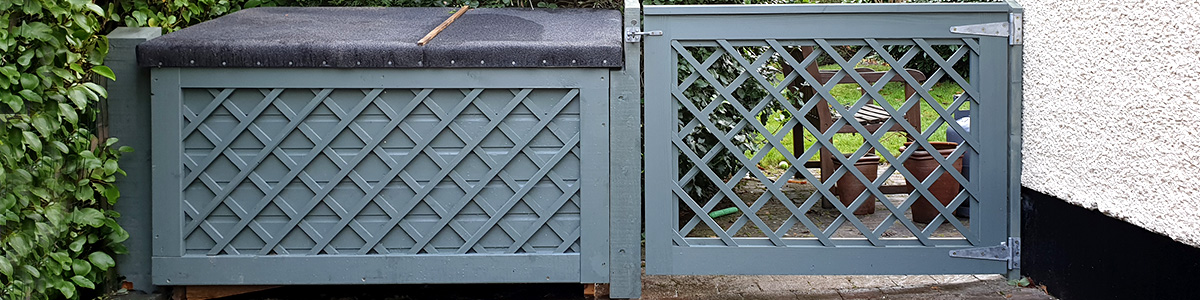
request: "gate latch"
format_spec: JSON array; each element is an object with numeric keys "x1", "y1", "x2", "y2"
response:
[
  {"x1": 626, "y1": 27, "x2": 663, "y2": 43},
  {"x1": 949, "y1": 13, "x2": 1023, "y2": 45},
  {"x1": 948, "y1": 237, "x2": 1021, "y2": 270}
]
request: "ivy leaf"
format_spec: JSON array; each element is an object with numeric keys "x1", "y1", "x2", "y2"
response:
[
  {"x1": 13, "y1": 169, "x2": 32, "y2": 184},
  {"x1": 68, "y1": 86, "x2": 88, "y2": 109},
  {"x1": 60, "y1": 103, "x2": 79, "y2": 126},
  {"x1": 59, "y1": 283, "x2": 76, "y2": 299},
  {"x1": 21, "y1": 0, "x2": 42, "y2": 15},
  {"x1": 71, "y1": 275, "x2": 96, "y2": 289},
  {"x1": 52, "y1": 141, "x2": 69, "y2": 153},
  {"x1": 20, "y1": 73, "x2": 39, "y2": 90},
  {"x1": 104, "y1": 185, "x2": 121, "y2": 205},
  {"x1": 9, "y1": 234, "x2": 31, "y2": 255},
  {"x1": 50, "y1": 252, "x2": 72, "y2": 265},
  {"x1": 31, "y1": 113, "x2": 55, "y2": 136},
  {"x1": 0, "y1": 257, "x2": 12, "y2": 276},
  {"x1": 17, "y1": 50, "x2": 34, "y2": 66},
  {"x1": 69, "y1": 237, "x2": 86, "y2": 253},
  {"x1": 31, "y1": 188, "x2": 51, "y2": 200},
  {"x1": 91, "y1": 66, "x2": 116, "y2": 81},
  {"x1": 74, "y1": 208, "x2": 105, "y2": 227},
  {"x1": 87, "y1": 252, "x2": 115, "y2": 270},
  {"x1": 72, "y1": 259, "x2": 91, "y2": 276},
  {"x1": 119, "y1": 146, "x2": 134, "y2": 153},
  {"x1": 0, "y1": 65, "x2": 17, "y2": 79},
  {"x1": 23, "y1": 130, "x2": 42, "y2": 152},
  {"x1": 16, "y1": 22, "x2": 53, "y2": 41},
  {"x1": 85, "y1": 3, "x2": 104, "y2": 16},
  {"x1": 20, "y1": 89, "x2": 44, "y2": 103},
  {"x1": 107, "y1": 224, "x2": 129, "y2": 243},
  {"x1": 82, "y1": 82, "x2": 107, "y2": 98},
  {"x1": 1, "y1": 94, "x2": 22, "y2": 111},
  {"x1": 24, "y1": 265, "x2": 40, "y2": 278}
]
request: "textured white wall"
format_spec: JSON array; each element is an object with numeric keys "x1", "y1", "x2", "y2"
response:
[{"x1": 1020, "y1": 0, "x2": 1200, "y2": 247}]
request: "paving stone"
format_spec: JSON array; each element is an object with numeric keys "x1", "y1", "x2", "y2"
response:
[
  {"x1": 930, "y1": 274, "x2": 980, "y2": 285},
  {"x1": 803, "y1": 276, "x2": 856, "y2": 290},
  {"x1": 838, "y1": 287, "x2": 885, "y2": 299},
  {"x1": 711, "y1": 276, "x2": 764, "y2": 294},
  {"x1": 974, "y1": 274, "x2": 1006, "y2": 281},
  {"x1": 845, "y1": 275, "x2": 898, "y2": 288},
  {"x1": 740, "y1": 290, "x2": 802, "y2": 300},
  {"x1": 792, "y1": 290, "x2": 843, "y2": 300},
  {"x1": 889, "y1": 275, "x2": 939, "y2": 288},
  {"x1": 756, "y1": 276, "x2": 813, "y2": 291},
  {"x1": 879, "y1": 285, "x2": 939, "y2": 296},
  {"x1": 696, "y1": 293, "x2": 746, "y2": 300}
]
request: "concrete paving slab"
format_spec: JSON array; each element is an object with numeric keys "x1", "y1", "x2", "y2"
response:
[
  {"x1": 754, "y1": 275, "x2": 812, "y2": 291},
  {"x1": 836, "y1": 287, "x2": 885, "y2": 299},
  {"x1": 798, "y1": 276, "x2": 856, "y2": 290},
  {"x1": 844, "y1": 275, "x2": 897, "y2": 289},
  {"x1": 932, "y1": 274, "x2": 981, "y2": 285},
  {"x1": 641, "y1": 274, "x2": 1055, "y2": 300},
  {"x1": 889, "y1": 275, "x2": 938, "y2": 287}
]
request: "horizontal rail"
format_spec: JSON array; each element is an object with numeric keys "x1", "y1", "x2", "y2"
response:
[{"x1": 645, "y1": 3, "x2": 1014, "y2": 16}]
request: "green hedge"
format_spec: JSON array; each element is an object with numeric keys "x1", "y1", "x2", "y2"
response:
[{"x1": 1, "y1": 0, "x2": 128, "y2": 299}]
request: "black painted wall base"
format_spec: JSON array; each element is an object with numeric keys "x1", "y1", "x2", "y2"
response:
[{"x1": 1021, "y1": 187, "x2": 1200, "y2": 300}]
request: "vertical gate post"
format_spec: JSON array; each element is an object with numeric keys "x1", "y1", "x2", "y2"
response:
[
  {"x1": 104, "y1": 27, "x2": 162, "y2": 292},
  {"x1": 1005, "y1": 0, "x2": 1025, "y2": 281},
  {"x1": 609, "y1": 0, "x2": 643, "y2": 298}
]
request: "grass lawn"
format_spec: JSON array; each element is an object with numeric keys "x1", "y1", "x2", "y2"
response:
[{"x1": 747, "y1": 64, "x2": 966, "y2": 170}]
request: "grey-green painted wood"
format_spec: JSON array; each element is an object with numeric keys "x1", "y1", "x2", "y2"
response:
[
  {"x1": 106, "y1": 27, "x2": 161, "y2": 293},
  {"x1": 151, "y1": 68, "x2": 184, "y2": 258},
  {"x1": 150, "y1": 67, "x2": 610, "y2": 284},
  {"x1": 1006, "y1": 0, "x2": 1024, "y2": 281},
  {"x1": 152, "y1": 254, "x2": 580, "y2": 285},
  {"x1": 608, "y1": 0, "x2": 642, "y2": 298},
  {"x1": 644, "y1": 3, "x2": 1012, "y2": 15},
  {"x1": 643, "y1": 4, "x2": 1015, "y2": 275},
  {"x1": 656, "y1": 247, "x2": 1002, "y2": 275}
]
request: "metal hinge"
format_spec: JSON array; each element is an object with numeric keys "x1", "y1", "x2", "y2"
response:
[
  {"x1": 948, "y1": 237, "x2": 1021, "y2": 270},
  {"x1": 625, "y1": 27, "x2": 662, "y2": 43},
  {"x1": 949, "y1": 13, "x2": 1023, "y2": 45}
]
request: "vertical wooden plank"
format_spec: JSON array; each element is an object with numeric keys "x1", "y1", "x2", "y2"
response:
[
  {"x1": 150, "y1": 67, "x2": 185, "y2": 269},
  {"x1": 609, "y1": 0, "x2": 643, "y2": 298},
  {"x1": 1006, "y1": 0, "x2": 1024, "y2": 280},
  {"x1": 105, "y1": 27, "x2": 161, "y2": 292},
  {"x1": 582, "y1": 71, "x2": 611, "y2": 283},
  {"x1": 642, "y1": 11, "x2": 672, "y2": 277}
]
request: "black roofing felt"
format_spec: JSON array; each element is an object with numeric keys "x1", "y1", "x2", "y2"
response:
[{"x1": 136, "y1": 7, "x2": 623, "y2": 68}]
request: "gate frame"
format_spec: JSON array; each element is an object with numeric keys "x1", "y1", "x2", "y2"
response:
[{"x1": 641, "y1": 1, "x2": 1024, "y2": 279}]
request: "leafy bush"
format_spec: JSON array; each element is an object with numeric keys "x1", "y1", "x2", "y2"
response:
[{"x1": 1, "y1": 0, "x2": 130, "y2": 299}]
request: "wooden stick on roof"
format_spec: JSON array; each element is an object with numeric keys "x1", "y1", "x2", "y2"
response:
[{"x1": 417, "y1": 6, "x2": 470, "y2": 46}]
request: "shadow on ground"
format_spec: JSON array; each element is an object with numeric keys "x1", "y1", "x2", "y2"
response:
[{"x1": 220, "y1": 284, "x2": 585, "y2": 300}]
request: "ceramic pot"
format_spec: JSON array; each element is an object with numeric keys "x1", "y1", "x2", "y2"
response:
[
  {"x1": 901, "y1": 142, "x2": 963, "y2": 223},
  {"x1": 833, "y1": 155, "x2": 879, "y2": 215}
]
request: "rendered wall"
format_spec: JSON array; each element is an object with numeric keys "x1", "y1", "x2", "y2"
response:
[{"x1": 1020, "y1": 0, "x2": 1200, "y2": 247}]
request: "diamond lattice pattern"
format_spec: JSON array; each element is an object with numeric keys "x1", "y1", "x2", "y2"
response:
[
  {"x1": 671, "y1": 39, "x2": 981, "y2": 247},
  {"x1": 180, "y1": 88, "x2": 583, "y2": 255}
]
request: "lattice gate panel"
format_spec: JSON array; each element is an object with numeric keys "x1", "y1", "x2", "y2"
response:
[
  {"x1": 667, "y1": 38, "x2": 979, "y2": 246},
  {"x1": 177, "y1": 87, "x2": 583, "y2": 256},
  {"x1": 644, "y1": 5, "x2": 1015, "y2": 276}
]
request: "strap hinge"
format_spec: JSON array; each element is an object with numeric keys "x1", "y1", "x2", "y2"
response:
[
  {"x1": 949, "y1": 12, "x2": 1023, "y2": 45},
  {"x1": 948, "y1": 237, "x2": 1021, "y2": 270}
]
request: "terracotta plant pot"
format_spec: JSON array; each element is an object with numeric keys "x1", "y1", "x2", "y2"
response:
[
  {"x1": 833, "y1": 155, "x2": 879, "y2": 215},
  {"x1": 900, "y1": 142, "x2": 963, "y2": 223}
]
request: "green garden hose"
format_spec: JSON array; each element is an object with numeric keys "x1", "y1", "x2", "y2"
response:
[{"x1": 708, "y1": 207, "x2": 740, "y2": 218}]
